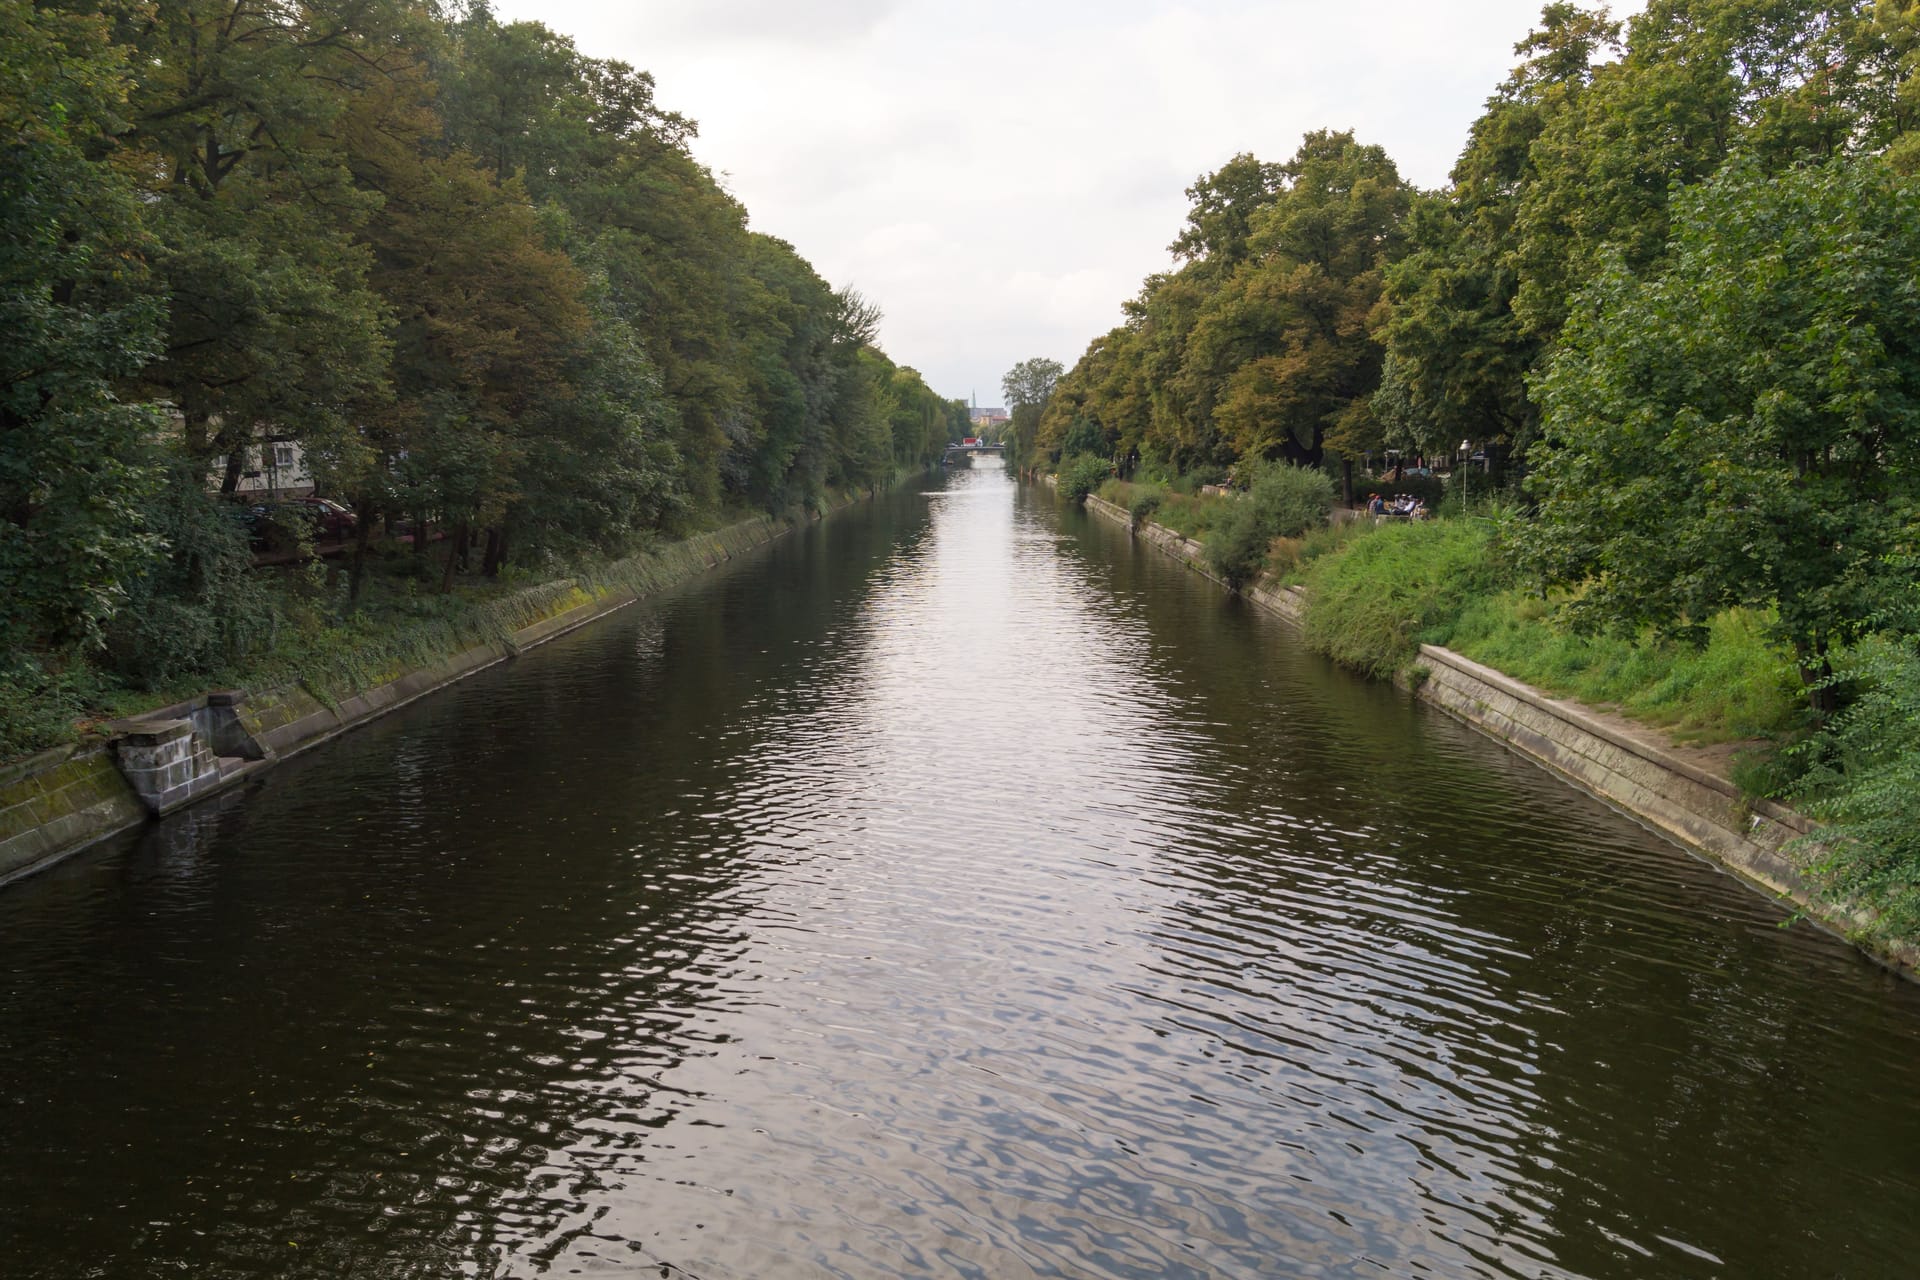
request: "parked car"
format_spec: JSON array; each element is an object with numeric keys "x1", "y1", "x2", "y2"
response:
[
  {"x1": 226, "y1": 500, "x2": 341, "y2": 552},
  {"x1": 288, "y1": 496, "x2": 357, "y2": 540}
]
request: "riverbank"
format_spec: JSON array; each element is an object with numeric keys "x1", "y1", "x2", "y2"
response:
[
  {"x1": 0, "y1": 495, "x2": 875, "y2": 888},
  {"x1": 1073, "y1": 486, "x2": 1918, "y2": 980}
]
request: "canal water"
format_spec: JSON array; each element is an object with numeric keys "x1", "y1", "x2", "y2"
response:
[{"x1": 4, "y1": 465, "x2": 1919, "y2": 1279}]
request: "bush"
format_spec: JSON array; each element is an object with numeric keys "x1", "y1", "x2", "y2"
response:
[
  {"x1": 1246, "y1": 461, "x2": 1335, "y2": 535},
  {"x1": 1168, "y1": 467, "x2": 1228, "y2": 496},
  {"x1": 1203, "y1": 461, "x2": 1335, "y2": 586},
  {"x1": 1204, "y1": 500, "x2": 1275, "y2": 586},
  {"x1": 0, "y1": 655, "x2": 100, "y2": 759},
  {"x1": 1055, "y1": 454, "x2": 1111, "y2": 504},
  {"x1": 1790, "y1": 633, "x2": 1920, "y2": 944},
  {"x1": 1298, "y1": 518, "x2": 1512, "y2": 677},
  {"x1": 1126, "y1": 484, "x2": 1165, "y2": 529},
  {"x1": 101, "y1": 467, "x2": 279, "y2": 689}
]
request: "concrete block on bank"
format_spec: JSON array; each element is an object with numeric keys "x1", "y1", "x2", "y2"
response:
[{"x1": 113, "y1": 719, "x2": 228, "y2": 817}]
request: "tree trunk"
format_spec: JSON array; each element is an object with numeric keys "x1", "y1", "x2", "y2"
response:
[
  {"x1": 347, "y1": 499, "x2": 375, "y2": 611},
  {"x1": 220, "y1": 446, "x2": 246, "y2": 494},
  {"x1": 1340, "y1": 457, "x2": 1354, "y2": 508},
  {"x1": 414, "y1": 508, "x2": 429, "y2": 561},
  {"x1": 440, "y1": 520, "x2": 465, "y2": 594},
  {"x1": 482, "y1": 527, "x2": 507, "y2": 578},
  {"x1": 1797, "y1": 644, "x2": 1839, "y2": 718},
  {"x1": 183, "y1": 410, "x2": 210, "y2": 456}
]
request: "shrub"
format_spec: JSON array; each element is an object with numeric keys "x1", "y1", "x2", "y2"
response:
[
  {"x1": 0, "y1": 655, "x2": 99, "y2": 759},
  {"x1": 1205, "y1": 500, "x2": 1275, "y2": 586},
  {"x1": 1126, "y1": 484, "x2": 1165, "y2": 529},
  {"x1": 1203, "y1": 461, "x2": 1335, "y2": 585},
  {"x1": 1055, "y1": 454, "x2": 1111, "y2": 504},
  {"x1": 1245, "y1": 461, "x2": 1335, "y2": 536},
  {"x1": 1168, "y1": 467, "x2": 1228, "y2": 496},
  {"x1": 102, "y1": 466, "x2": 278, "y2": 689},
  {"x1": 1299, "y1": 518, "x2": 1511, "y2": 677},
  {"x1": 1790, "y1": 633, "x2": 1920, "y2": 944}
]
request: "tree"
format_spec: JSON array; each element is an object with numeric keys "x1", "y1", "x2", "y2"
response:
[
  {"x1": 1191, "y1": 130, "x2": 1411, "y2": 477},
  {"x1": 0, "y1": 1, "x2": 167, "y2": 653},
  {"x1": 1170, "y1": 152, "x2": 1287, "y2": 269},
  {"x1": 123, "y1": 0, "x2": 396, "y2": 487},
  {"x1": 1510, "y1": 0, "x2": 1903, "y2": 343},
  {"x1": 1001, "y1": 356, "x2": 1063, "y2": 470},
  {"x1": 1001, "y1": 357, "x2": 1063, "y2": 409},
  {"x1": 1522, "y1": 155, "x2": 1920, "y2": 707},
  {"x1": 354, "y1": 143, "x2": 589, "y2": 591},
  {"x1": 1375, "y1": 3, "x2": 1619, "y2": 470}
]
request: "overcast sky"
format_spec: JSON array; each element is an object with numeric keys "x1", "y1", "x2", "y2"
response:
[{"x1": 489, "y1": 0, "x2": 1643, "y2": 406}]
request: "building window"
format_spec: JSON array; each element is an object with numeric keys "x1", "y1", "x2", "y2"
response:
[{"x1": 273, "y1": 444, "x2": 296, "y2": 469}]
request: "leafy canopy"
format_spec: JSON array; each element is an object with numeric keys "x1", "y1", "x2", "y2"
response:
[{"x1": 1522, "y1": 154, "x2": 1920, "y2": 678}]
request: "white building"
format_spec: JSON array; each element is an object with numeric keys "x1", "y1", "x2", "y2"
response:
[{"x1": 210, "y1": 437, "x2": 316, "y2": 498}]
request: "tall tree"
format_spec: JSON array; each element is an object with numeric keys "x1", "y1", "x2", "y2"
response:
[
  {"x1": 0, "y1": 0, "x2": 166, "y2": 652},
  {"x1": 1002, "y1": 356, "x2": 1063, "y2": 469},
  {"x1": 1376, "y1": 3, "x2": 1619, "y2": 467},
  {"x1": 1522, "y1": 155, "x2": 1920, "y2": 707},
  {"x1": 123, "y1": 0, "x2": 396, "y2": 486},
  {"x1": 1188, "y1": 130, "x2": 1411, "y2": 473}
]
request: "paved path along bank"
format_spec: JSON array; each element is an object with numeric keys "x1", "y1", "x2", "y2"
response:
[{"x1": 1077, "y1": 488, "x2": 1915, "y2": 979}]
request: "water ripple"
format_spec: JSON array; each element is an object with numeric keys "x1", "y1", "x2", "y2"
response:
[{"x1": 4, "y1": 470, "x2": 1920, "y2": 1278}]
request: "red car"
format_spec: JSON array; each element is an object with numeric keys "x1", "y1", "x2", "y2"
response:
[{"x1": 277, "y1": 496, "x2": 357, "y2": 541}]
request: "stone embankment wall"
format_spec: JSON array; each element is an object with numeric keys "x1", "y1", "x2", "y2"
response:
[
  {"x1": 1076, "y1": 489, "x2": 1915, "y2": 976},
  {"x1": 0, "y1": 513, "x2": 798, "y2": 887},
  {"x1": 0, "y1": 748, "x2": 146, "y2": 888}
]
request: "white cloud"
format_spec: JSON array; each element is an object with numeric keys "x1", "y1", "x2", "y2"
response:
[
  {"x1": 615, "y1": 0, "x2": 902, "y2": 47},
  {"x1": 495, "y1": 0, "x2": 1645, "y2": 403}
]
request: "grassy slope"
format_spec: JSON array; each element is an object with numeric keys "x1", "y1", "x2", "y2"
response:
[{"x1": 1097, "y1": 479, "x2": 1801, "y2": 747}]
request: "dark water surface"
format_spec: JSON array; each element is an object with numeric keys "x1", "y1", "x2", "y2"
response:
[{"x1": 5, "y1": 466, "x2": 1920, "y2": 1279}]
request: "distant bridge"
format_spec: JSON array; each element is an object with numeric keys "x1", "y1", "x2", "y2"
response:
[{"x1": 943, "y1": 442, "x2": 1006, "y2": 465}]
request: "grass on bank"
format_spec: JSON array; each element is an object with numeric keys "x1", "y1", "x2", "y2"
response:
[
  {"x1": 1292, "y1": 515, "x2": 1802, "y2": 743},
  {"x1": 1093, "y1": 475, "x2": 1803, "y2": 745}
]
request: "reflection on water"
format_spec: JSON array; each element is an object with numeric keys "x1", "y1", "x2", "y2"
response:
[{"x1": 3, "y1": 467, "x2": 1920, "y2": 1279}]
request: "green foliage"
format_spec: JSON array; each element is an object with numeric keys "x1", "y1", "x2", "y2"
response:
[
  {"x1": 100, "y1": 466, "x2": 278, "y2": 689},
  {"x1": 0, "y1": 0, "x2": 956, "y2": 759},
  {"x1": 1003, "y1": 356, "x2": 1063, "y2": 470},
  {"x1": 1002, "y1": 357, "x2": 1063, "y2": 409},
  {"x1": 1792, "y1": 632, "x2": 1920, "y2": 943},
  {"x1": 1448, "y1": 598, "x2": 1801, "y2": 743},
  {"x1": 1039, "y1": 130, "x2": 1411, "y2": 481},
  {"x1": 0, "y1": 3, "x2": 168, "y2": 653},
  {"x1": 1270, "y1": 518, "x2": 1370, "y2": 576},
  {"x1": 1523, "y1": 155, "x2": 1920, "y2": 684},
  {"x1": 1298, "y1": 518, "x2": 1513, "y2": 677},
  {"x1": 1060, "y1": 414, "x2": 1111, "y2": 459},
  {"x1": 0, "y1": 655, "x2": 108, "y2": 761},
  {"x1": 1055, "y1": 455, "x2": 1111, "y2": 505},
  {"x1": 1203, "y1": 462, "x2": 1335, "y2": 586},
  {"x1": 1126, "y1": 484, "x2": 1165, "y2": 529}
]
